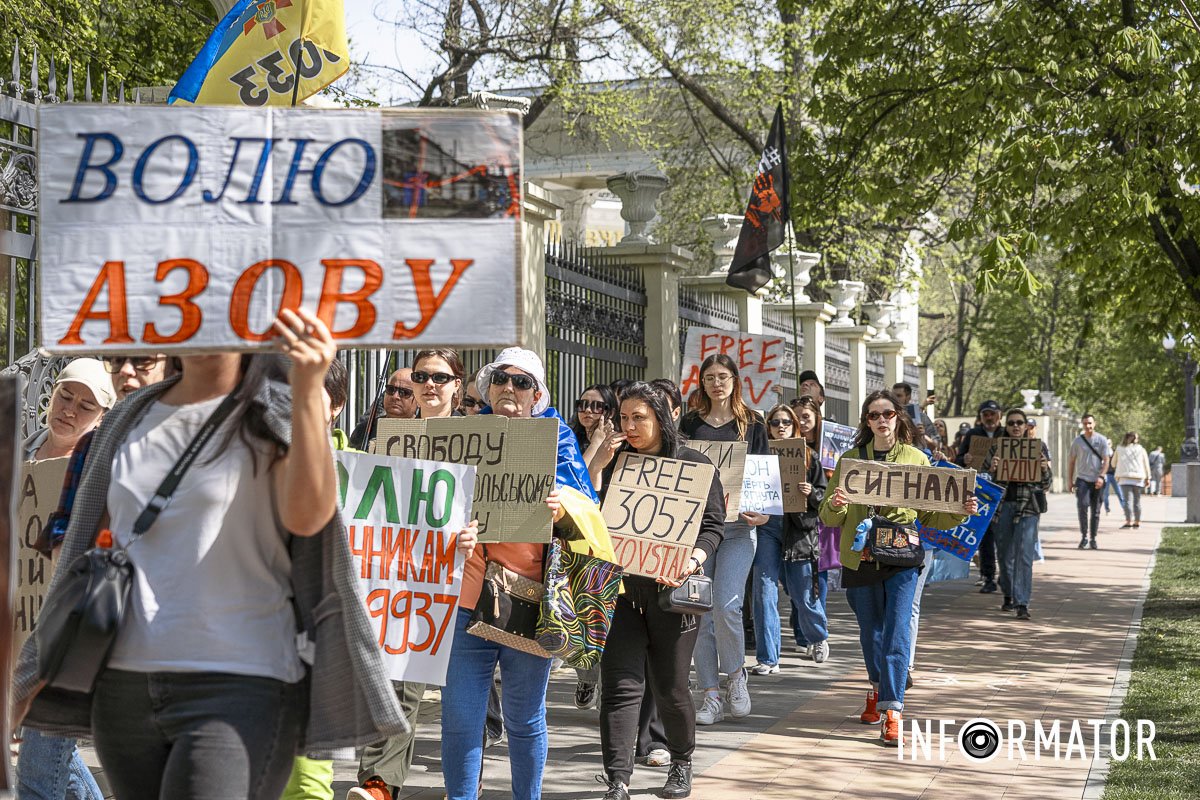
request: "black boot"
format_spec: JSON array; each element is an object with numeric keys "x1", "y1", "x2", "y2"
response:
[
  {"x1": 663, "y1": 762, "x2": 693, "y2": 799},
  {"x1": 1001, "y1": 596, "x2": 1014, "y2": 612}
]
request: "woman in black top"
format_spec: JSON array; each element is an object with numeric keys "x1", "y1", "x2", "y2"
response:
[
  {"x1": 591, "y1": 383, "x2": 725, "y2": 800},
  {"x1": 678, "y1": 354, "x2": 768, "y2": 726}
]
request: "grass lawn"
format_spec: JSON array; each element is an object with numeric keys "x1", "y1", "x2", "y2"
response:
[{"x1": 1103, "y1": 526, "x2": 1200, "y2": 799}]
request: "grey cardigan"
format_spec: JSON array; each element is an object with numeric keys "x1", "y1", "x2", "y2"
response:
[{"x1": 13, "y1": 375, "x2": 409, "y2": 749}]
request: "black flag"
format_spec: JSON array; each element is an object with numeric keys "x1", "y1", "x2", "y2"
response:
[{"x1": 725, "y1": 104, "x2": 791, "y2": 294}]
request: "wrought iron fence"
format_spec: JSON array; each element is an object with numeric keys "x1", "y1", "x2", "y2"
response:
[
  {"x1": 762, "y1": 305, "x2": 801, "y2": 400},
  {"x1": 678, "y1": 284, "x2": 740, "y2": 358}
]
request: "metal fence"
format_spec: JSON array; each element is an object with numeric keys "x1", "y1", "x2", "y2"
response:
[
  {"x1": 678, "y1": 284, "x2": 740, "y2": 358},
  {"x1": 762, "y1": 305, "x2": 801, "y2": 401}
]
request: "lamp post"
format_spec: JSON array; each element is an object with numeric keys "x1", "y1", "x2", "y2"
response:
[{"x1": 1163, "y1": 333, "x2": 1199, "y2": 462}]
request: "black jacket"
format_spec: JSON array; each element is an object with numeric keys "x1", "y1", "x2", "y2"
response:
[{"x1": 782, "y1": 447, "x2": 828, "y2": 561}]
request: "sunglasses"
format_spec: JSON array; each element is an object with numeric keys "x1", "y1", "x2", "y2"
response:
[
  {"x1": 384, "y1": 385, "x2": 414, "y2": 398},
  {"x1": 411, "y1": 370, "x2": 458, "y2": 385},
  {"x1": 866, "y1": 409, "x2": 898, "y2": 422},
  {"x1": 576, "y1": 399, "x2": 610, "y2": 414},
  {"x1": 102, "y1": 355, "x2": 159, "y2": 374},
  {"x1": 490, "y1": 371, "x2": 537, "y2": 391},
  {"x1": 790, "y1": 396, "x2": 817, "y2": 407},
  {"x1": 768, "y1": 418, "x2": 794, "y2": 428},
  {"x1": 460, "y1": 396, "x2": 481, "y2": 408},
  {"x1": 1007, "y1": 420, "x2": 1027, "y2": 426}
]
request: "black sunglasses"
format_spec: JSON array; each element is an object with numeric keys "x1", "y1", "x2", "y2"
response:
[
  {"x1": 768, "y1": 418, "x2": 794, "y2": 428},
  {"x1": 384, "y1": 385, "x2": 414, "y2": 398},
  {"x1": 411, "y1": 370, "x2": 458, "y2": 385},
  {"x1": 576, "y1": 399, "x2": 610, "y2": 414},
  {"x1": 490, "y1": 370, "x2": 536, "y2": 391},
  {"x1": 1006, "y1": 419, "x2": 1027, "y2": 426},
  {"x1": 460, "y1": 396, "x2": 481, "y2": 408},
  {"x1": 102, "y1": 355, "x2": 159, "y2": 374}
]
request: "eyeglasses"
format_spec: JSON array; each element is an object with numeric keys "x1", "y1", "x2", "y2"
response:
[
  {"x1": 102, "y1": 355, "x2": 159, "y2": 374},
  {"x1": 576, "y1": 399, "x2": 610, "y2": 414},
  {"x1": 790, "y1": 396, "x2": 817, "y2": 408},
  {"x1": 384, "y1": 385, "x2": 414, "y2": 398},
  {"x1": 411, "y1": 370, "x2": 458, "y2": 385},
  {"x1": 768, "y1": 418, "x2": 793, "y2": 428},
  {"x1": 1006, "y1": 420, "x2": 1027, "y2": 427},
  {"x1": 490, "y1": 370, "x2": 537, "y2": 391},
  {"x1": 460, "y1": 396, "x2": 481, "y2": 409},
  {"x1": 866, "y1": 409, "x2": 898, "y2": 422},
  {"x1": 702, "y1": 374, "x2": 734, "y2": 384}
]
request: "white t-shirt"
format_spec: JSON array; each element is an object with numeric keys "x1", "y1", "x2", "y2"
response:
[{"x1": 106, "y1": 395, "x2": 303, "y2": 682}]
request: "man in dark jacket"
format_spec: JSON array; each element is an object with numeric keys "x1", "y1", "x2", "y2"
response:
[{"x1": 956, "y1": 400, "x2": 1004, "y2": 594}]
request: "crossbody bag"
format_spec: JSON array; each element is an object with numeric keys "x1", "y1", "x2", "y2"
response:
[{"x1": 852, "y1": 446, "x2": 925, "y2": 568}]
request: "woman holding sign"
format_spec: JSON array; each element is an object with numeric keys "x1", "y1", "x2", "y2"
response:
[
  {"x1": 819, "y1": 390, "x2": 977, "y2": 747},
  {"x1": 679, "y1": 354, "x2": 768, "y2": 726},
  {"x1": 592, "y1": 382, "x2": 726, "y2": 800}
]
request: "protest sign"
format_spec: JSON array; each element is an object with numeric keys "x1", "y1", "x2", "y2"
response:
[
  {"x1": 680, "y1": 328, "x2": 784, "y2": 410},
  {"x1": 336, "y1": 450, "x2": 475, "y2": 685},
  {"x1": 838, "y1": 459, "x2": 977, "y2": 515},
  {"x1": 688, "y1": 440, "x2": 748, "y2": 521},
  {"x1": 918, "y1": 464, "x2": 1002, "y2": 562},
  {"x1": 377, "y1": 417, "x2": 557, "y2": 543},
  {"x1": 966, "y1": 435, "x2": 995, "y2": 469},
  {"x1": 601, "y1": 452, "x2": 716, "y2": 580},
  {"x1": 14, "y1": 458, "x2": 69, "y2": 653},
  {"x1": 39, "y1": 105, "x2": 524, "y2": 354},
  {"x1": 991, "y1": 438, "x2": 1043, "y2": 483},
  {"x1": 820, "y1": 421, "x2": 857, "y2": 470},
  {"x1": 769, "y1": 439, "x2": 810, "y2": 513},
  {"x1": 740, "y1": 455, "x2": 784, "y2": 515}
]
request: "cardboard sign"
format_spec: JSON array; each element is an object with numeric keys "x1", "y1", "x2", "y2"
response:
[
  {"x1": 336, "y1": 450, "x2": 475, "y2": 685},
  {"x1": 838, "y1": 458, "x2": 976, "y2": 515},
  {"x1": 39, "y1": 105, "x2": 524, "y2": 353},
  {"x1": 918, "y1": 464, "x2": 1003, "y2": 562},
  {"x1": 965, "y1": 434, "x2": 995, "y2": 469},
  {"x1": 377, "y1": 417, "x2": 557, "y2": 543},
  {"x1": 768, "y1": 439, "x2": 810, "y2": 513},
  {"x1": 601, "y1": 453, "x2": 716, "y2": 580},
  {"x1": 0, "y1": 377, "x2": 15, "y2": 788},
  {"x1": 688, "y1": 440, "x2": 748, "y2": 522},
  {"x1": 991, "y1": 438, "x2": 1043, "y2": 483},
  {"x1": 820, "y1": 421, "x2": 857, "y2": 470},
  {"x1": 680, "y1": 328, "x2": 784, "y2": 410},
  {"x1": 740, "y1": 455, "x2": 784, "y2": 515},
  {"x1": 14, "y1": 458, "x2": 69, "y2": 653}
]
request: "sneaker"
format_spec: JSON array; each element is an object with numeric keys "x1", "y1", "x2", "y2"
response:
[
  {"x1": 1001, "y1": 596, "x2": 1015, "y2": 612},
  {"x1": 803, "y1": 644, "x2": 815, "y2": 659},
  {"x1": 1090, "y1": 538, "x2": 1099, "y2": 550},
  {"x1": 595, "y1": 776, "x2": 630, "y2": 800},
  {"x1": 696, "y1": 694, "x2": 724, "y2": 725},
  {"x1": 638, "y1": 747, "x2": 671, "y2": 767},
  {"x1": 975, "y1": 578, "x2": 985, "y2": 586},
  {"x1": 1078, "y1": 537, "x2": 1088, "y2": 549},
  {"x1": 980, "y1": 580, "x2": 998, "y2": 594},
  {"x1": 1016, "y1": 605, "x2": 1031, "y2": 620},
  {"x1": 881, "y1": 710, "x2": 903, "y2": 747},
  {"x1": 347, "y1": 777, "x2": 394, "y2": 800},
  {"x1": 1133, "y1": 522, "x2": 1141, "y2": 528},
  {"x1": 1120, "y1": 522, "x2": 1133, "y2": 529},
  {"x1": 727, "y1": 668, "x2": 752, "y2": 718},
  {"x1": 574, "y1": 680, "x2": 598, "y2": 709},
  {"x1": 860, "y1": 690, "x2": 881, "y2": 724},
  {"x1": 662, "y1": 762, "x2": 693, "y2": 799},
  {"x1": 748, "y1": 662, "x2": 779, "y2": 675},
  {"x1": 813, "y1": 640, "x2": 829, "y2": 663}
]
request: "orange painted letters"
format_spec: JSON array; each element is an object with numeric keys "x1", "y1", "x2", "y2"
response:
[
  {"x1": 59, "y1": 260, "x2": 134, "y2": 346},
  {"x1": 316, "y1": 259, "x2": 383, "y2": 339},
  {"x1": 143, "y1": 259, "x2": 209, "y2": 344},
  {"x1": 229, "y1": 259, "x2": 304, "y2": 342}
]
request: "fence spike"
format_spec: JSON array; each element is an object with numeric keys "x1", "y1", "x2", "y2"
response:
[
  {"x1": 66, "y1": 61, "x2": 74, "y2": 102},
  {"x1": 84, "y1": 65, "x2": 92, "y2": 101},
  {"x1": 118, "y1": 81, "x2": 125, "y2": 103},
  {"x1": 101, "y1": 73, "x2": 108, "y2": 104},
  {"x1": 7, "y1": 38, "x2": 20, "y2": 96},
  {"x1": 134, "y1": 87, "x2": 142, "y2": 104},
  {"x1": 27, "y1": 44, "x2": 39, "y2": 101},
  {"x1": 47, "y1": 57, "x2": 58, "y2": 102}
]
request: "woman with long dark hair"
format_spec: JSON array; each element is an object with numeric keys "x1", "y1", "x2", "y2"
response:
[
  {"x1": 679, "y1": 354, "x2": 768, "y2": 725},
  {"x1": 819, "y1": 389, "x2": 976, "y2": 746},
  {"x1": 591, "y1": 382, "x2": 726, "y2": 800}
]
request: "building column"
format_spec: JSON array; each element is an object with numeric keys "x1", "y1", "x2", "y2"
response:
[
  {"x1": 827, "y1": 324, "x2": 875, "y2": 417},
  {"x1": 792, "y1": 303, "x2": 835, "y2": 383},
  {"x1": 606, "y1": 243, "x2": 694, "y2": 383},
  {"x1": 870, "y1": 340, "x2": 906, "y2": 387},
  {"x1": 522, "y1": 183, "x2": 561, "y2": 357}
]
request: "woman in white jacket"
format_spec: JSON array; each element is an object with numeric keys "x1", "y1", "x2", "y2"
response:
[{"x1": 1114, "y1": 432, "x2": 1151, "y2": 529}]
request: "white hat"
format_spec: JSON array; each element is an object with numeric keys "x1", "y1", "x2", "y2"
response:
[
  {"x1": 477, "y1": 347, "x2": 550, "y2": 415},
  {"x1": 55, "y1": 357, "x2": 117, "y2": 409}
]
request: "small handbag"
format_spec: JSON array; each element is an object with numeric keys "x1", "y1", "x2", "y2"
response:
[
  {"x1": 860, "y1": 513, "x2": 925, "y2": 569},
  {"x1": 658, "y1": 568, "x2": 713, "y2": 615},
  {"x1": 34, "y1": 392, "x2": 239, "y2": 694},
  {"x1": 535, "y1": 539, "x2": 622, "y2": 669},
  {"x1": 467, "y1": 547, "x2": 552, "y2": 658}
]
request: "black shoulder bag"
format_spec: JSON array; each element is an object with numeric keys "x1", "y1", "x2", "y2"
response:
[
  {"x1": 34, "y1": 392, "x2": 240, "y2": 694},
  {"x1": 856, "y1": 446, "x2": 925, "y2": 569}
]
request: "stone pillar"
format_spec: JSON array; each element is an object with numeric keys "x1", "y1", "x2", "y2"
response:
[
  {"x1": 870, "y1": 340, "x2": 906, "y2": 387},
  {"x1": 921, "y1": 365, "x2": 936, "y2": 401},
  {"x1": 522, "y1": 183, "x2": 560, "y2": 357},
  {"x1": 765, "y1": 301, "x2": 834, "y2": 380},
  {"x1": 827, "y1": 324, "x2": 876, "y2": 415},
  {"x1": 607, "y1": 243, "x2": 693, "y2": 382}
]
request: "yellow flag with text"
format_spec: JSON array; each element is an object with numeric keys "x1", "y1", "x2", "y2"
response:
[{"x1": 170, "y1": 0, "x2": 348, "y2": 106}]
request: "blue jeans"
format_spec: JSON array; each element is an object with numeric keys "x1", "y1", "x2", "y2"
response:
[
  {"x1": 780, "y1": 559, "x2": 828, "y2": 646},
  {"x1": 1076, "y1": 478, "x2": 1103, "y2": 539},
  {"x1": 995, "y1": 507, "x2": 1040, "y2": 606},
  {"x1": 751, "y1": 517, "x2": 803, "y2": 664},
  {"x1": 908, "y1": 563, "x2": 929, "y2": 669},
  {"x1": 17, "y1": 728, "x2": 103, "y2": 800},
  {"x1": 993, "y1": 501, "x2": 1016, "y2": 598},
  {"x1": 1102, "y1": 473, "x2": 1125, "y2": 513},
  {"x1": 442, "y1": 608, "x2": 552, "y2": 800},
  {"x1": 694, "y1": 523, "x2": 756, "y2": 688},
  {"x1": 845, "y1": 567, "x2": 920, "y2": 712}
]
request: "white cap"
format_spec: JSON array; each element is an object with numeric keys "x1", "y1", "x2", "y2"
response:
[
  {"x1": 55, "y1": 358, "x2": 117, "y2": 409},
  {"x1": 476, "y1": 347, "x2": 550, "y2": 415}
]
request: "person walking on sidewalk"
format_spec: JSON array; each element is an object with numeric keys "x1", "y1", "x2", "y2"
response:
[
  {"x1": 820, "y1": 390, "x2": 975, "y2": 747},
  {"x1": 1068, "y1": 414, "x2": 1112, "y2": 549},
  {"x1": 1114, "y1": 432, "x2": 1152, "y2": 529},
  {"x1": 956, "y1": 399, "x2": 1003, "y2": 593},
  {"x1": 1148, "y1": 446, "x2": 1165, "y2": 494}
]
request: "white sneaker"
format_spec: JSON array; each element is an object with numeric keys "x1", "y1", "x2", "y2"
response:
[
  {"x1": 748, "y1": 662, "x2": 779, "y2": 675},
  {"x1": 813, "y1": 640, "x2": 829, "y2": 663},
  {"x1": 696, "y1": 694, "x2": 724, "y2": 725},
  {"x1": 727, "y1": 669, "x2": 752, "y2": 718},
  {"x1": 638, "y1": 747, "x2": 671, "y2": 767}
]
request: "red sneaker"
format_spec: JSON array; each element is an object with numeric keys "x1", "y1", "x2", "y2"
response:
[
  {"x1": 881, "y1": 710, "x2": 903, "y2": 747},
  {"x1": 860, "y1": 690, "x2": 881, "y2": 724},
  {"x1": 347, "y1": 777, "x2": 394, "y2": 800}
]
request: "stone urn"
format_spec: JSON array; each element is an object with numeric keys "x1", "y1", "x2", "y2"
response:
[
  {"x1": 607, "y1": 172, "x2": 670, "y2": 244},
  {"x1": 1020, "y1": 389, "x2": 1040, "y2": 413},
  {"x1": 700, "y1": 213, "x2": 743, "y2": 273},
  {"x1": 772, "y1": 245, "x2": 820, "y2": 302},
  {"x1": 829, "y1": 280, "x2": 865, "y2": 327},
  {"x1": 1039, "y1": 390, "x2": 1055, "y2": 411},
  {"x1": 862, "y1": 301, "x2": 895, "y2": 340}
]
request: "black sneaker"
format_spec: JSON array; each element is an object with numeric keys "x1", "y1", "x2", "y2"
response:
[
  {"x1": 574, "y1": 680, "x2": 598, "y2": 709},
  {"x1": 662, "y1": 762, "x2": 693, "y2": 799},
  {"x1": 980, "y1": 580, "x2": 998, "y2": 594},
  {"x1": 1089, "y1": 538, "x2": 1099, "y2": 550},
  {"x1": 1016, "y1": 605, "x2": 1031, "y2": 620},
  {"x1": 1078, "y1": 537, "x2": 1088, "y2": 549},
  {"x1": 596, "y1": 775, "x2": 630, "y2": 800},
  {"x1": 1001, "y1": 596, "x2": 1015, "y2": 612}
]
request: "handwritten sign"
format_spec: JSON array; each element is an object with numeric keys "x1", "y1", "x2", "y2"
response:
[
  {"x1": 377, "y1": 417, "x2": 557, "y2": 543},
  {"x1": 39, "y1": 105, "x2": 524, "y2": 353},
  {"x1": 14, "y1": 458, "x2": 69, "y2": 653},
  {"x1": 990, "y1": 438, "x2": 1043, "y2": 483},
  {"x1": 740, "y1": 455, "x2": 783, "y2": 515},
  {"x1": 336, "y1": 450, "x2": 475, "y2": 685},
  {"x1": 965, "y1": 434, "x2": 995, "y2": 469},
  {"x1": 601, "y1": 453, "x2": 716, "y2": 580},
  {"x1": 680, "y1": 328, "x2": 784, "y2": 410},
  {"x1": 918, "y1": 465, "x2": 1002, "y2": 562},
  {"x1": 820, "y1": 421, "x2": 857, "y2": 470},
  {"x1": 839, "y1": 459, "x2": 976, "y2": 515},
  {"x1": 769, "y1": 439, "x2": 810, "y2": 513},
  {"x1": 688, "y1": 440, "x2": 748, "y2": 522}
]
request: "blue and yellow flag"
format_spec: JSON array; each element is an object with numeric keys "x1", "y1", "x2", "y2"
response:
[{"x1": 170, "y1": 0, "x2": 349, "y2": 106}]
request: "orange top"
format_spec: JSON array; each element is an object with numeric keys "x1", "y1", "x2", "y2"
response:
[{"x1": 460, "y1": 543, "x2": 545, "y2": 609}]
